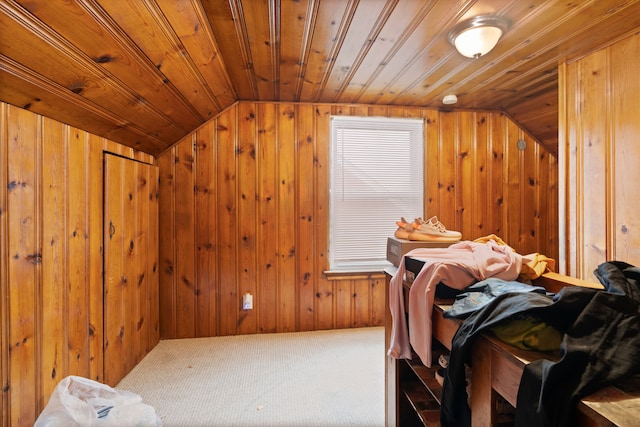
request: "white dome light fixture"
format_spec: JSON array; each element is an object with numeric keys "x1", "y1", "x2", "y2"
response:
[
  {"x1": 448, "y1": 15, "x2": 510, "y2": 59},
  {"x1": 442, "y1": 94, "x2": 458, "y2": 105}
]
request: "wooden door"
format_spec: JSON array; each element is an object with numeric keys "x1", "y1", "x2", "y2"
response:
[{"x1": 103, "y1": 153, "x2": 159, "y2": 386}]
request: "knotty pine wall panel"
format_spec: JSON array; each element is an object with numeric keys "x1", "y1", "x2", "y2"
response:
[
  {"x1": 560, "y1": 32, "x2": 640, "y2": 279},
  {"x1": 313, "y1": 104, "x2": 334, "y2": 331},
  {"x1": 194, "y1": 119, "x2": 217, "y2": 338},
  {"x1": 237, "y1": 102, "x2": 258, "y2": 335},
  {"x1": 174, "y1": 135, "x2": 197, "y2": 338},
  {"x1": 217, "y1": 106, "x2": 239, "y2": 336},
  {"x1": 276, "y1": 104, "x2": 297, "y2": 333},
  {"x1": 1, "y1": 102, "x2": 6, "y2": 425},
  {"x1": 0, "y1": 102, "x2": 155, "y2": 426},
  {"x1": 158, "y1": 101, "x2": 559, "y2": 339},
  {"x1": 102, "y1": 154, "x2": 159, "y2": 386},
  {"x1": 255, "y1": 103, "x2": 279, "y2": 333}
]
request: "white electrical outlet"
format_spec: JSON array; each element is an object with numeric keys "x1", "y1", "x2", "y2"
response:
[{"x1": 242, "y1": 293, "x2": 253, "y2": 310}]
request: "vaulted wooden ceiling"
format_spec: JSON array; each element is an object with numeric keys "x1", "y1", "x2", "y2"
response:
[{"x1": 2, "y1": 0, "x2": 640, "y2": 157}]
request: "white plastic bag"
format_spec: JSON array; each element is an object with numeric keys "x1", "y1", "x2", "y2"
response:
[{"x1": 34, "y1": 375, "x2": 162, "y2": 427}]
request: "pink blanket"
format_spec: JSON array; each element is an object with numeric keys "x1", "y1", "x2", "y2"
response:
[{"x1": 387, "y1": 240, "x2": 523, "y2": 367}]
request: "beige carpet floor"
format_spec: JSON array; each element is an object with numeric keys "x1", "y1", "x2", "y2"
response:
[{"x1": 116, "y1": 327, "x2": 385, "y2": 427}]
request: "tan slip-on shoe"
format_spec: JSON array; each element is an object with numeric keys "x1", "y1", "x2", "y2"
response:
[
  {"x1": 394, "y1": 217, "x2": 414, "y2": 239},
  {"x1": 409, "y1": 216, "x2": 462, "y2": 242}
]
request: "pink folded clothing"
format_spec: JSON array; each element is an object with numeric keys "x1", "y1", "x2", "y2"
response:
[{"x1": 387, "y1": 240, "x2": 522, "y2": 367}]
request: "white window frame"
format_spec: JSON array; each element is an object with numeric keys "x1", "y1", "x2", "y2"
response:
[{"x1": 329, "y1": 116, "x2": 424, "y2": 271}]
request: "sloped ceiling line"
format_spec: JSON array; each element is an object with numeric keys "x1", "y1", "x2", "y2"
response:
[
  {"x1": 3, "y1": 0, "x2": 189, "y2": 142},
  {"x1": 139, "y1": 0, "x2": 224, "y2": 113},
  {"x1": 3, "y1": 0, "x2": 640, "y2": 156},
  {"x1": 94, "y1": 0, "x2": 218, "y2": 120},
  {"x1": 156, "y1": 0, "x2": 238, "y2": 108},
  {"x1": 0, "y1": 54, "x2": 167, "y2": 153},
  {"x1": 77, "y1": 0, "x2": 206, "y2": 128}
]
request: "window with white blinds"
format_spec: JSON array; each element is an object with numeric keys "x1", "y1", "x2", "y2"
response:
[{"x1": 329, "y1": 116, "x2": 424, "y2": 271}]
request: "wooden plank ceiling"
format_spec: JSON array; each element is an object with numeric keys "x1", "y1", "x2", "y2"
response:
[{"x1": 2, "y1": 0, "x2": 640, "y2": 156}]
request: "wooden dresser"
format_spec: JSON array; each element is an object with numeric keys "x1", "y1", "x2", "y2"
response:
[{"x1": 384, "y1": 268, "x2": 640, "y2": 426}]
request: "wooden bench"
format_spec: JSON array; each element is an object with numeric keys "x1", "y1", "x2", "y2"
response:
[{"x1": 385, "y1": 268, "x2": 640, "y2": 426}]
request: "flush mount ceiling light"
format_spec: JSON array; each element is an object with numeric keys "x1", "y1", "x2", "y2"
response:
[
  {"x1": 448, "y1": 15, "x2": 510, "y2": 59},
  {"x1": 442, "y1": 94, "x2": 458, "y2": 105}
]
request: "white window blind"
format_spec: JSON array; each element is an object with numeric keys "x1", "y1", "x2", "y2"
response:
[{"x1": 330, "y1": 116, "x2": 424, "y2": 271}]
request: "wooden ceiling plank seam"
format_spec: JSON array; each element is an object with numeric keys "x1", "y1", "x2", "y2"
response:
[
  {"x1": 385, "y1": 36, "x2": 477, "y2": 105},
  {"x1": 346, "y1": 0, "x2": 439, "y2": 104},
  {"x1": 385, "y1": 48, "x2": 461, "y2": 106},
  {"x1": 427, "y1": 0, "x2": 639, "y2": 108},
  {"x1": 317, "y1": 0, "x2": 398, "y2": 102},
  {"x1": 480, "y1": 55, "x2": 559, "y2": 95},
  {"x1": 4, "y1": 0, "x2": 640, "y2": 156},
  {"x1": 229, "y1": 0, "x2": 260, "y2": 100},
  {"x1": 1, "y1": 1, "x2": 190, "y2": 137},
  {"x1": 395, "y1": 2, "x2": 572, "y2": 107},
  {"x1": 277, "y1": 0, "x2": 313, "y2": 101},
  {"x1": 239, "y1": 0, "x2": 276, "y2": 100},
  {"x1": 138, "y1": 0, "x2": 223, "y2": 113},
  {"x1": 292, "y1": 0, "x2": 321, "y2": 101},
  {"x1": 186, "y1": 0, "x2": 239, "y2": 102},
  {"x1": 81, "y1": 0, "x2": 211, "y2": 120},
  {"x1": 14, "y1": 0, "x2": 205, "y2": 131},
  {"x1": 269, "y1": 0, "x2": 280, "y2": 100},
  {"x1": 311, "y1": 0, "x2": 360, "y2": 102},
  {"x1": 561, "y1": 14, "x2": 640, "y2": 66},
  {"x1": 458, "y1": 7, "x2": 640, "y2": 111},
  {"x1": 424, "y1": 0, "x2": 592, "y2": 105},
  {"x1": 477, "y1": 72, "x2": 558, "y2": 111},
  {"x1": 196, "y1": 0, "x2": 253, "y2": 100},
  {"x1": 512, "y1": 107, "x2": 558, "y2": 125},
  {"x1": 0, "y1": 54, "x2": 124, "y2": 131},
  {"x1": 510, "y1": 89, "x2": 558, "y2": 109},
  {"x1": 296, "y1": 1, "x2": 349, "y2": 102},
  {"x1": 445, "y1": 55, "x2": 560, "y2": 110},
  {"x1": 386, "y1": 0, "x2": 523, "y2": 106},
  {"x1": 331, "y1": 0, "x2": 399, "y2": 103},
  {"x1": 364, "y1": 0, "x2": 477, "y2": 106},
  {"x1": 465, "y1": 34, "x2": 584, "y2": 107},
  {"x1": 0, "y1": 57, "x2": 168, "y2": 154},
  {"x1": 18, "y1": 3, "x2": 202, "y2": 129}
]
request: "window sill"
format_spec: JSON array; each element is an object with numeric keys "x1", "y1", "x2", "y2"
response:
[{"x1": 323, "y1": 269, "x2": 387, "y2": 281}]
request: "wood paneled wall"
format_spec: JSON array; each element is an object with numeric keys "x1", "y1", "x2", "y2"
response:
[
  {"x1": 158, "y1": 102, "x2": 559, "y2": 339},
  {"x1": 0, "y1": 98, "x2": 560, "y2": 425},
  {"x1": 103, "y1": 154, "x2": 159, "y2": 386},
  {"x1": 0, "y1": 102, "x2": 154, "y2": 426},
  {"x1": 560, "y1": 32, "x2": 640, "y2": 280}
]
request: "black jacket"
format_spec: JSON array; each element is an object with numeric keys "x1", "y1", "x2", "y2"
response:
[{"x1": 440, "y1": 261, "x2": 640, "y2": 427}]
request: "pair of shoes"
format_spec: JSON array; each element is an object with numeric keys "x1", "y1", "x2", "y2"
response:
[
  {"x1": 409, "y1": 216, "x2": 462, "y2": 242},
  {"x1": 393, "y1": 217, "x2": 414, "y2": 240}
]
